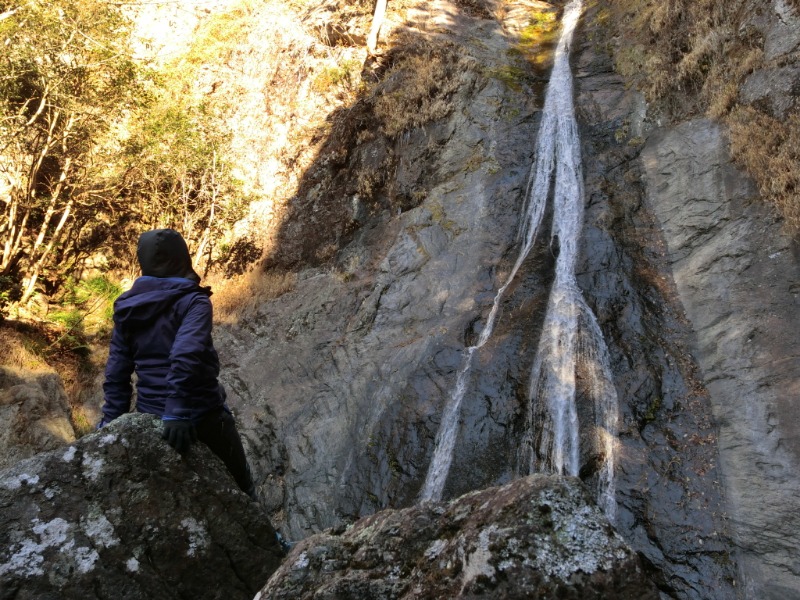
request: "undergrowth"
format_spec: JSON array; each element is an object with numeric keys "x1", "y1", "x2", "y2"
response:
[
  {"x1": 606, "y1": 0, "x2": 800, "y2": 232},
  {"x1": 0, "y1": 320, "x2": 102, "y2": 437},
  {"x1": 371, "y1": 32, "x2": 471, "y2": 137},
  {"x1": 209, "y1": 268, "x2": 298, "y2": 324}
]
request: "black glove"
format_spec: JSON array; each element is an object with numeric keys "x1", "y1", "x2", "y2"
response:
[{"x1": 161, "y1": 419, "x2": 198, "y2": 453}]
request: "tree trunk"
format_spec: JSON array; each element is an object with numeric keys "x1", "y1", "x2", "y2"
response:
[
  {"x1": 21, "y1": 194, "x2": 74, "y2": 304},
  {"x1": 367, "y1": 0, "x2": 388, "y2": 55}
]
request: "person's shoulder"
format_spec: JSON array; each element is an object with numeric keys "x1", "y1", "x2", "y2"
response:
[{"x1": 179, "y1": 285, "x2": 213, "y2": 311}]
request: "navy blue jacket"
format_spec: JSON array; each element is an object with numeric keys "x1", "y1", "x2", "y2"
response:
[{"x1": 102, "y1": 276, "x2": 225, "y2": 422}]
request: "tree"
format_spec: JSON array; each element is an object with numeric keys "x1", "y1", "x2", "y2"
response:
[
  {"x1": 116, "y1": 100, "x2": 247, "y2": 277},
  {"x1": 0, "y1": 0, "x2": 146, "y2": 303}
]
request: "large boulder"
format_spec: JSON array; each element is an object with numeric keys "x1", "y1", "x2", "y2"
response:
[
  {"x1": 0, "y1": 366, "x2": 76, "y2": 471},
  {"x1": 0, "y1": 413, "x2": 283, "y2": 600},
  {"x1": 258, "y1": 475, "x2": 659, "y2": 599}
]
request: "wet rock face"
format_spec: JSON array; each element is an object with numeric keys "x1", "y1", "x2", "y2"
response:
[
  {"x1": 0, "y1": 366, "x2": 76, "y2": 471},
  {"x1": 217, "y1": 3, "x2": 743, "y2": 600},
  {"x1": 258, "y1": 475, "x2": 659, "y2": 599},
  {"x1": 573, "y1": 12, "x2": 740, "y2": 600},
  {"x1": 0, "y1": 413, "x2": 283, "y2": 600},
  {"x1": 217, "y1": 0, "x2": 548, "y2": 539}
]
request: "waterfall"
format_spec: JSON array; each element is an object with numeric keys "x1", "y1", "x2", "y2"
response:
[
  {"x1": 514, "y1": 0, "x2": 619, "y2": 522},
  {"x1": 420, "y1": 0, "x2": 618, "y2": 519}
]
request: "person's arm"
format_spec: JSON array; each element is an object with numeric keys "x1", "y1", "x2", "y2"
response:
[
  {"x1": 100, "y1": 323, "x2": 135, "y2": 425},
  {"x1": 161, "y1": 293, "x2": 213, "y2": 452},
  {"x1": 164, "y1": 292, "x2": 215, "y2": 420}
]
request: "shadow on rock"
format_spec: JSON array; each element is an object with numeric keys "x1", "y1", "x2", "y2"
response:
[{"x1": 0, "y1": 413, "x2": 283, "y2": 600}]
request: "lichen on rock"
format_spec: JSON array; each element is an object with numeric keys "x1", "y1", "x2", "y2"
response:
[
  {"x1": 0, "y1": 413, "x2": 283, "y2": 600},
  {"x1": 259, "y1": 475, "x2": 659, "y2": 599}
]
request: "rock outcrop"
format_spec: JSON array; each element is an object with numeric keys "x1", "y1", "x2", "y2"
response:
[
  {"x1": 641, "y1": 120, "x2": 800, "y2": 600},
  {"x1": 0, "y1": 413, "x2": 283, "y2": 600},
  {"x1": 215, "y1": 1, "x2": 741, "y2": 599},
  {"x1": 258, "y1": 475, "x2": 659, "y2": 599},
  {"x1": 0, "y1": 366, "x2": 76, "y2": 471}
]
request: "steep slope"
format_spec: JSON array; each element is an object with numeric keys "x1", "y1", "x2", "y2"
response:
[
  {"x1": 48, "y1": 0, "x2": 796, "y2": 598},
  {"x1": 214, "y1": 0, "x2": 747, "y2": 598}
]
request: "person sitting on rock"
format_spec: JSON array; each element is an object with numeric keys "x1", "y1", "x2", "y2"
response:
[{"x1": 98, "y1": 228, "x2": 256, "y2": 500}]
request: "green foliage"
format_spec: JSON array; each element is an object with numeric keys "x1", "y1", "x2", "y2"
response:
[
  {"x1": 0, "y1": 276, "x2": 22, "y2": 313},
  {"x1": 312, "y1": 60, "x2": 361, "y2": 93},
  {"x1": 118, "y1": 96, "x2": 249, "y2": 273},
  {"x1": 486, "y1": 65, "x2": 531, "y2": 91},
  {"x1": 112, "y1": 2, "x2": 257, "y2": 274},
  {"x1": 181, "y1": 0, "x2": 256, "y2": 68},
  {"x1": 51, "y1": 276, "x2": 123, "y2": 340},
  {"x1": 49, "y1": 308, "x2": 84, "y2": 331},
  {"x1": 0, "y1": 0, "x2": 150, "y2": 303}
]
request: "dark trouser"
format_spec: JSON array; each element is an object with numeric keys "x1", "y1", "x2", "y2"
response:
[{"x1": 195, "y1": 408, "x2": 256, "y2": 499}]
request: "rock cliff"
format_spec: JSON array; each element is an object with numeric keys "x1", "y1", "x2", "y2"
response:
[
  {"x1": 2, "y1": 0, "x2": 798, "y2": 598},
  {"x1": 217, "y1": 0, "x2": 798, "y2": 598},
  {"x1": 216, "y1": 0, "x2": 741, "y2": 598},
  {"x1": 0, "y1": 366, "x2": 76, "y2": 471},
  {"x1": 641, "y1": 120, "x2": 800, "y2": 599}
]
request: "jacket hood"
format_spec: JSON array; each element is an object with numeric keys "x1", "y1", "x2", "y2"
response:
[
  {"x1": 137, "y1": 229, "x2": 201, "y2": 283},
  {"x1": 113, "y1": 277, "x2": 210, "y2": 327}
]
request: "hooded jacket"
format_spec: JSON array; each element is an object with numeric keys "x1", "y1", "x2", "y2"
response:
[{"x1": 101, "y1": 276, "x2": 224, "y2": 422}]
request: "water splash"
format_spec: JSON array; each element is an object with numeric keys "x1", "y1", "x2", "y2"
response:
[{"x1": 420, "y1": 0, "x2": 617, "y2": 519}]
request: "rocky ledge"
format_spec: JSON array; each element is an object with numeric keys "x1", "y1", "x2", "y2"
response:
[
  {"x1": 259, "y1": 475, "x2": 659, "y2": 599},
  {"x1": 0, "y1": 413, "x2": 283, "y2": 600}
]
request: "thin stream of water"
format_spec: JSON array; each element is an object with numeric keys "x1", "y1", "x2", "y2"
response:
[{"x1": 420, "y1": 0, "x2": 617, "y2": 520}]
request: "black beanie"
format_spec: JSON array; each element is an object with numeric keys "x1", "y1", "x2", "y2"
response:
[{"x1": 136, "y1": 229, "x2": 201, "y2": 283}]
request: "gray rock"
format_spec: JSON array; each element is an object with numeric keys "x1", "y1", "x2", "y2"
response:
[
  {"x1": 217, "y1": 3, "x2": 745, "y2": 600},
  {"x1": 574, "y1": 10, "x2": 739, "y2": 599},
  {"x1": 258, "y1": 475, "x2": 659, "y2": 599},
  {"x1": 0, "y1": 366, "x2": 76, "y2": 471},
  {"x1": 641, "y1": 119, "x2": 800, "y2": 600},
  {"x1": 763, "y1": 0, "x2": 800, "y2": 60},
  {"x1": 739, "y1": 65, "x2": 800, "y2": 119},
  {"x1": 0, "y1": 413, "x2": 283, "y2": 600},
  {"x1": 217, "y1": 0, "x2": 543, "y2": 541}
]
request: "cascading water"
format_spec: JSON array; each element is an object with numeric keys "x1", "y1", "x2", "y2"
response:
[{"x1": 420, "y1": 0, "x2": 618, "y2": 520}]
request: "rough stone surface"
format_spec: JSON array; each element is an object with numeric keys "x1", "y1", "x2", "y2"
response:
[
  {"x1": 214, "y1": 2, "x2": 743, "y2": 599},
  {"x1": 0, "y1": 366, "x2": 76, "y2": 471},
  {"x1": 0, "y1": 413, "x2": 283, "y2": 600},
  {"x1": 739, "y1": 65, "x2": 800, "y2": 119},
  {"x1": 641, "y1": 119, "x2": 800, "y2": 600},
  {"x1": 573, "y1": 8, "x2": 740, "y2": 599},
  {"x1": 258, "y1": 475, "x2": 659, "y2": 599},
  {"x1": 43, "y1": 1, "x2": 795, "y2": 600},
  {"x1": 216, "y1": 0, "x2": 548, "y2": 540}
]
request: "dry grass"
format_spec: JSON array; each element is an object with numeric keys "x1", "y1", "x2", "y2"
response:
[
  {"x1": 209, "y1": 268, "x2": 297, "y2": 324},
  {"x1": 371, "y1": 33, "x2": 470, "y2": 137},
  {"x1": 0, "y1": 326, "x2": 51, "y2": 372},
  {"x1": 606, "y1": 0, "x2": 800, "y2": 233},
  {"x1": 729, "y1": 108, "x2": 800, "y2": 230},
  {"x1": 0, "y1": 321, "x2": 103, "y2": 437}
]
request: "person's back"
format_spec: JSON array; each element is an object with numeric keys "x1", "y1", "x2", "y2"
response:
[
  {"x1": 103, "y1": 276, "x2": 223, "y2": 421},
  {"x1": 99, "y1": 229, "x2": 254, "y2": 498}
]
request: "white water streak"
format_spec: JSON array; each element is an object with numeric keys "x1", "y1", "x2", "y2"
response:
[
  {"x1": 419, "y1": 0, "x2": 591, "y2": 503},
  {"x1": 517, "y1": 0, "x2": 619, "y2": 522},
  {"x1": 578, "y1": 303, "x2": 619, "y2": 522},
  {"x1": 421, "y1": 0, "x2": 618, "y2": 518}
]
